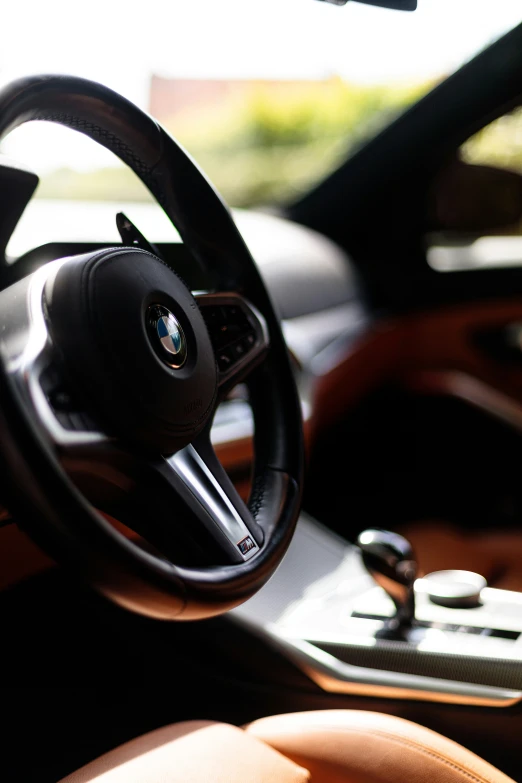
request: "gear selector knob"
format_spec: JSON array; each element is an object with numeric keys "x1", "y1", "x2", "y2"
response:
[{"x1": 357, "y1": 528, "x2": 417, "y2": 636}]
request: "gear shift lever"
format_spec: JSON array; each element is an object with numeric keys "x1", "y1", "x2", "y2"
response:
[{"x1": 357, "y1": 528, "x2": 417, "y2": 638}]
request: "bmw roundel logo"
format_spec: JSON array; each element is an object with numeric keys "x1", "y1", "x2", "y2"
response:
[{"x1": 147, "y1": 305, "x2": 187, "y2": 369}]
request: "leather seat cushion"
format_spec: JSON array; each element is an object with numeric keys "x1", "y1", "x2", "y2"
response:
[
  {"x1": 247, "y1": 710, "x2": 515, "y2": 783},
  {"x1": 59, "y1": 710, "x2": 515, "y2": 783},
  {"x1": 59, "y1": 721, "x2": 309, "y2": 783}
]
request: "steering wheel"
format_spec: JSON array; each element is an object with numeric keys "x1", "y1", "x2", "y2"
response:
[{"x1": 0, "y1": 75, "x2": 303, "y2": 620}]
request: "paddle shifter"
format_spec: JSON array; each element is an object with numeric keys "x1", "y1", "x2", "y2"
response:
[{"x1": 357, "y1": 529, "x2": 417, "y2": 638}]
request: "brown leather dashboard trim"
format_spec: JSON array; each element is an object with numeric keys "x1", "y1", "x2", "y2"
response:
[{"x1": 310, "y1": 297, "x2": 522, "y2": 436}]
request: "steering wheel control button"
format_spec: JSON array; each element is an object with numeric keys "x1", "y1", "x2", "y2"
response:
[
  {"x1": 148, "y1": 305, "x2": 187, "y2": 369},
  {"x1": 199, "y1": 298, "x2": 266, "y2": 380},
  {"x1": 418, "y1": 570, "x2": 487, "y2": 608},
  {"x1": 218, "y1": 350, "x2": 233, "y2": 371},
  {"x1": 231, "y1": 341, "x2": 247, "y2": 360}
]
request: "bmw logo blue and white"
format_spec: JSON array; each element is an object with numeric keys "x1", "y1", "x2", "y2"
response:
[{"x1": 148, "y1": 305, "x2": 187, "y2": 369}]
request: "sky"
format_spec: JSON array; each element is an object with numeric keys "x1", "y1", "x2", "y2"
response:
[{"x1": 0, "y1": 0, "x2": 521, "y2": 172}]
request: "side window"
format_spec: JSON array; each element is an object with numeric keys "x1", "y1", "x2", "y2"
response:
[
  {"x1": 461, "y1": 107, "x2": 522, "y2": 183},
  {"x1": 428, "y1": 107, "x2": 522, "y2": 272}
]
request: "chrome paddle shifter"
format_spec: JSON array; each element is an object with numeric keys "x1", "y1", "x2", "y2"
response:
[{"x1": 357, "y1": 528, "x2": 417, "y2": 638}]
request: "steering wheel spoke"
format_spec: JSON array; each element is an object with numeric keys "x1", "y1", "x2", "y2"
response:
[
  {"x1": 30, "y1": 353, "x2": 111, "y2": 451},
  {"x1": 158, "y1": 433, "x2": 263, "y2": 564},
  {"x1": 54, "y1": 428, "x2": 264, "y2": 568},
  {"x1": 196, "y1": 292, "x2": 269, "y2": 393},
  {"x1": 1, "y1": 261, "x2": 110, "y2": 453},
  {"x1": 70, "y1": 436, "x2": 263, "y2": 568}
]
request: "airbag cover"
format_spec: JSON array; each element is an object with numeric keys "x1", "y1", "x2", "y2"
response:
[{"x1": 45, "y1": 248, "x2": 217, "y2": 452}]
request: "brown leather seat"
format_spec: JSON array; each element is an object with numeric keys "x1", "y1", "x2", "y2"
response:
[
  {"x1": 59, "y1": 710, "x2": 514, "y2": 782},
  {"x1": 396, "y1": 522, "x2": 522, "y2": 592}
]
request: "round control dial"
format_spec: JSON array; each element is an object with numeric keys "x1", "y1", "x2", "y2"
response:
[{"x1": 418, "y1": 570, "x2": 487, "y2": 609}]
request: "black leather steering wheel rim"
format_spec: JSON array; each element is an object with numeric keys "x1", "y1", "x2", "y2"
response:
[{"x1": 0, "y1": 75, "x2": 304, "y2": 619}]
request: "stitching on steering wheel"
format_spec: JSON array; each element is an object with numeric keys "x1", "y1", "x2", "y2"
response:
[
  {"x1": 36, "y1": 113, "x2": 150, "y2": 175},
  {"x1": 249, "y1": 474, "x2": 267, "y2": 521},
  {"x1": 36, "y1": 112, "x2": 152, "y2": 179}
]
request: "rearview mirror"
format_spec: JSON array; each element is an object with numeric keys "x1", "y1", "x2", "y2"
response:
[{"x1": 318, "y1": 0, "x2": 417, "y2": 9}]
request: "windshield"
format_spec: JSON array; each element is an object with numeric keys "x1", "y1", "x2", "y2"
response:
[{"x1": 1, "y1": 0, "x2": 521, "y2": 253}]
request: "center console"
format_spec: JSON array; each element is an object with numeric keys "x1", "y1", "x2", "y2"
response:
[{"x1": 231, "y1": 514, "x2": 522, "y2": 706}]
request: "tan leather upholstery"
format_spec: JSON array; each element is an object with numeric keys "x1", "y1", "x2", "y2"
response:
[
  {"x1": 59, "y1": 711, "x2": 514, "y2": 783},
  {"x1": 247, "y1": 710, "x2": 515, "y2": 783},
  {"x1": 59, "y1": 721, "x2": 309, "y2": 783},
  {"x1": 396, "y1": 521, "x2": 522, "y2": 592}
]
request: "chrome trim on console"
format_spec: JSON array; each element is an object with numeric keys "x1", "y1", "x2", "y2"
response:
[{"x1": 230, "y1": 514, "x2": 522, "y2": 707}]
